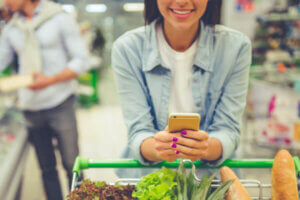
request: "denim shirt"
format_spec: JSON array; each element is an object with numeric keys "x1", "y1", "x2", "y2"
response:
[{"x1": 112, "y1": 20, "x2": 252, "y2": 178}]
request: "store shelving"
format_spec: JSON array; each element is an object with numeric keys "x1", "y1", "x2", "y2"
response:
[{"x1": 258, "y1": 13, "x2": 300, "y2": 22}]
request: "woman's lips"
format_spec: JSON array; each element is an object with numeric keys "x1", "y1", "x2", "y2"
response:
[{"x1": 169, "y1": 8, "x2": 194, "y2": 19}]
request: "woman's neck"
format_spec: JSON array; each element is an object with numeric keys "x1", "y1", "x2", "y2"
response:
[
  {"x1": 22, "y1": 0, "x2": 39, "y2": 20},
  {"x1": 163, "y1": 21, "x2": 200, "y2": 52}
]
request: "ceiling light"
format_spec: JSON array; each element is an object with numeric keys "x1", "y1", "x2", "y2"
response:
[
  {"x1": 62, "y1": 4, "x2": 75, "y2": 13},
  {"x1": 123, "y1": 3, "x2": 144, "y2": 12},
  {"x1": 86, "y1": 4, "x2": 107, "y2": 13}
]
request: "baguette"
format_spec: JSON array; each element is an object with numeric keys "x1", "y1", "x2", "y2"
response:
[
  {"x1": 0, "y1": 74, "x2": 34, "y2": 92},
  {"x1": 220, "y1": 166, "x2": 252, "y2": 200},
  {"x1": 272, "y1": 149, "x2": 299, "y2": 200}
]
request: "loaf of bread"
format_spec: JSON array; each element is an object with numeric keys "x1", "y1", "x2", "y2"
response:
[
  {"x1": 272, "y1": 149, "x2": 299, "y2": 200},
  {"x1": 0, "y1": 74, "x2": 34, "y2": 92},
  {"x1": 220, "y1": 166, "x2": 252, "y2": 200}
]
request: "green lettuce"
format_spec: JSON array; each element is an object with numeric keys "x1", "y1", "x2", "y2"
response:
[
  {"x1": 132, "y1": 167, "x2": 178, "y2": 200},
  {"x1": 133, "y1": 160, "x2": 233, "y2": 200}
]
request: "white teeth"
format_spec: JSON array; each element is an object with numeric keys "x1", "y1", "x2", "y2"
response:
[{"x1": 172, "y1": 9, "x2": 191, "y2": 15}]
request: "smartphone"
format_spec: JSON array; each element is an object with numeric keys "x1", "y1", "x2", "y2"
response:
[{"x1": 168, "y1": 113, "x2": 201, "y2": 133}]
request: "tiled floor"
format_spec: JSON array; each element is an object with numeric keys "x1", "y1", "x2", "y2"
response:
[{"x1": 20, "y1": 69, "x2": 284, "y2": 199}]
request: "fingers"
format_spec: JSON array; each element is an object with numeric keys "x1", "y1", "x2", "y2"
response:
[
  {"x1": 176, "y1": 143, "x2": 208, "y2": 157},
  {"x1": 28, "y1": 85, "x2": 37, "y2": 90},
  {"x1": 180, "y1": 130, "x2": 209, "y2": 141},
  {"x1": 156, "y1": 149, "x2": 179, "y2": 162},
  {"x1": 176, "y1": 152, "x2": 205, "y2": 161},
  {"x1": 28, "y1": 84, "x2": 41, "y2": 90},
  {"x1": 155, "y1": 139, "x2": 208, "y2": 159},
  {"x1": 154, "y1": 131, "x2": 181, "y2": 143},
  {"x1": 155, "y1": 129, "x2": 208, "y2": 143},
  {"x1": 164, "y1": 125, "x2": 169, "y2": 131},
  {"x1": 154, "y1": 130, "x2": 209, "y2": 150},
  {"x1": 175, "y1": 136, "x2": 209, "y2": 150},
  {"x1": 156, "y1": 149, "x2": 177, "y2": 156},
  {"x1": 153, "y1": 130, "x2": 210, "y2": 162},
  {"x1": 154, "y1": 141, "x2": 174, "y2": 150},
  {"x1": 154, "y1": 135, "x2": 183, "y2": 150},
  {"x1": 164, "y1": 156, "x2": 179, "y2": 162}
]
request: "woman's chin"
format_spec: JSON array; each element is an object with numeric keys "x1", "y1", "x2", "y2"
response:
[{"x1": 169, "y1": 22, "x2": 197, "y2": 32}]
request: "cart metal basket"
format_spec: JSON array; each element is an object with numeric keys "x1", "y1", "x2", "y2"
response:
[{"x1": 71, "y1": 156, "x2": 300, "y2": 200}]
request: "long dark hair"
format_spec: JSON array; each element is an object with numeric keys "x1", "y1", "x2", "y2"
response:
[{"x1": 144, "y1": 0, "x2": 222, "y2": 26}]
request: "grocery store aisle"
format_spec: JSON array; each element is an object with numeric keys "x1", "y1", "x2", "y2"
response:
[
  {"x1": 76, "y1": 68, "x2": 128, "y2": 183},
  {"x1": 77, "y1": 104, "x2": 128, "y2": 183}
]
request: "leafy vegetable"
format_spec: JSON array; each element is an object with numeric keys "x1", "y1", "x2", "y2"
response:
[
  {"x1": 68, "y1": 161, "x2": 234, "y2": 200},
  {"x1": 192, "y1": 172, "x2": 218, "y2": 200},
  {"x1": 207, "y1": 180, "x2": 234, "y2": 200},
  {"x1": 176, "y1": 161, "x2": 233, "y2": 200},
  {"x1": 67, "y1": 179, "x2": 135, "y2": 200},
  {"x1": 132, "y1": 167, "x2": 178, "y2": 200}
]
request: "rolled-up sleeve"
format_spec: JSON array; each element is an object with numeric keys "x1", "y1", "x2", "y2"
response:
[
  {"x1": 60, "y1": 13, "x2": 89, "y2": 75},
  {"x1": 0, "y1": 26, "x2": 14, "y2": 72},
  {"x1": 112, "y1": 39, "x2": 158, "y2": 165},
  {"x1": 207, "y1": 36, "x2": 252, "y2": 165}
]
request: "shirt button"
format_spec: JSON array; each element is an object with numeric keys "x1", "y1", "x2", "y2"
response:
[
  {"x1": 193, "y1": 78, "x2": 198, "y2": 83},
  {"x1": 196, "y1": 102, "x2": 201, "y2": 107}
]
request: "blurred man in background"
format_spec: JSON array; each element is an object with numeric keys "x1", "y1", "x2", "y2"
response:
[
  {"x1": 0, "y1": 0, "x2": 88, "y2": 199},
  {"x1": 0, "y1": 6, "x2": 12, "y2": 23}
]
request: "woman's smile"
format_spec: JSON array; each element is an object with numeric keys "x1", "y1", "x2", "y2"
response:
[
  {"x1": 157, "y1": 0, "x2": 208, "y2": 31},
  {"x1": 169, "y1": 8, "x2": 195, "y2": 19}
]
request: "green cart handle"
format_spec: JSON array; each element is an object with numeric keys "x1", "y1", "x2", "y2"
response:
[{"x1": 73, "y1": 156, "x2": 300, "y2": 177}]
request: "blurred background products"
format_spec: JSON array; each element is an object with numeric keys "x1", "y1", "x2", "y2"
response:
[{"x1": 0, "y1": 0, "x2": 299, "y2": 199}]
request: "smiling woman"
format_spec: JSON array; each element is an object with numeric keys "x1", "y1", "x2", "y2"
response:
[
  {"x1": 112, "y1": 0, "x2": 251, "y2": 178},
  {"x1": 144, "y1": 0, "x2": 222, "y2": 25}
]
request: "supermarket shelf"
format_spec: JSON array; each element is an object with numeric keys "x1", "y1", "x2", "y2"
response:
[
  {"x1": 248, "y1": 79, "x2": 300, "y2": 153},
  {"x1": 258, "y1": 13, "x2": 300, "y2": 22}
]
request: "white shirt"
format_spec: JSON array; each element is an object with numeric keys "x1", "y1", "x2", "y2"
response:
[
  {"x1": 156, "y1": 24, "x2": 197, "y2": 113},
  {"x1": 0, "y1": 1, "x2": 88, "y2": 111}
]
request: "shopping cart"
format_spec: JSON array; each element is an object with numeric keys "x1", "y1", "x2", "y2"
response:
[{"x1": 71, "y1": 156, "x2": 300, "y2": 200}]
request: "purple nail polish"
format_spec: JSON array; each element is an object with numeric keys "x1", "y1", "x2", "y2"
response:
[
  {"x1": 172, "y1": 137, "x2": 178, "y2": 142},
  {"x1": 176, "y1": 150, "x2": 180, "y2": 154},
  {"x1": 181, "y1": 130, "x2": 187, "y2": 135},
  {"x1": 171, "y1": 143, "x2": 177, "y2": 148}
]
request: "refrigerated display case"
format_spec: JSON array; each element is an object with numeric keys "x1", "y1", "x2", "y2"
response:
[
  {"x1": 0, "y1": 93, "x2": 29, "y2": 200},
  {"x1": 248, "y1": 77, "x2": 300, "y2": 152}
]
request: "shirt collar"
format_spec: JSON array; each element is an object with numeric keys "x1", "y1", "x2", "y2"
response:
[
  {"x1": 142, "y1": 20, "x2": 213, "y2": 72},
  {"x1": 34, "y1": 0, "x2": 43, "y2": 16},
  {"x1": 142, "y1": 20, "x2": 163, "y2": 72}
]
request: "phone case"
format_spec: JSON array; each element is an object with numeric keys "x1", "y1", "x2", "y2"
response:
[{"x1": 168, "y1": 113, "x2": 201, "y2": 133}]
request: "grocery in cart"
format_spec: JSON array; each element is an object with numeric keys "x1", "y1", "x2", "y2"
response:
[{"x1": 68, "y1": 150, "x2": 300, "y2": 200}]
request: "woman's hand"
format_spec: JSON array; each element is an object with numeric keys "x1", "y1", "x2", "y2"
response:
[
  {"x1": 172, "y1": 130, "x2": 223, "y2": 161},
  {"x1": 171, "y1": 130, "x2": 209, "y2": 161},
  {"x1": 141, "y1": 128, "x2": 223, "y2": 163},
  {"x1": 152, "y1": 130, "x2": 183, "y2": 162},
  {"x1": 141, "y1": 129, "x2": 181, "y2": 162}
]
